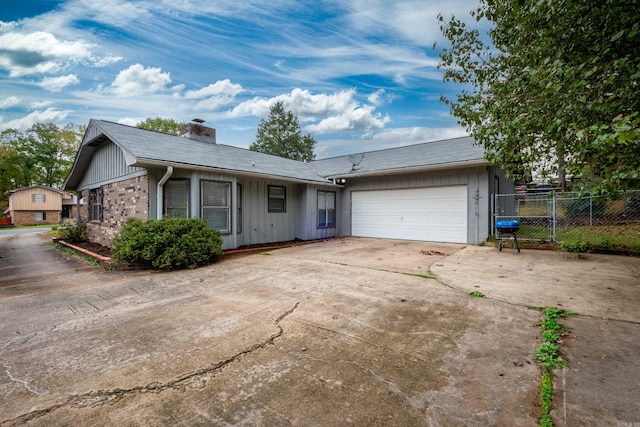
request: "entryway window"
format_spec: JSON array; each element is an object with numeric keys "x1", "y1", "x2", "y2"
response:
[
  {"x1": 318, "y1": 190, "x2": 336, "y2": 228},
  {"x1": 268, "y1": 185, "x2": 286, "y2": 213},
  {"x1": 164, "y1": 179, "x2": 189, "y2": 218},
  {"x1": 89, "y1": 187, "x2": 103, "y2": 221},
  {"x1": 201, "y1": 180, "x2": 231, "y2": 233}
]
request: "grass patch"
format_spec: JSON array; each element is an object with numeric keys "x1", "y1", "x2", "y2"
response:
[
  {"x1": 81, "y1": 254, "x2": 100, "y2": 266},
  {"x1": 533, "y1": 307, "x2": 576, "y2": 426},
  {"x1": 468, "y1": 290, "x2": 485, "y2": 297},
  {"x1": 53, "y1": 242, "x2": 77, "y2": 256},
  {"x1": 557, "y1": 224, "x2": 640, "y2": 255},
  {"x1": 53, "y1": 242, "x2": 101, "y2": 265}
]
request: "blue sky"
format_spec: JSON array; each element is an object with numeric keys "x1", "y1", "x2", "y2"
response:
[{"x1": 0, "y1": 0, "x2": 476, "y2": 158}]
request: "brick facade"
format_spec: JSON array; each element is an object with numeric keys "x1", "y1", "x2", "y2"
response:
[
  {"x1": 86, "y1": 175, "x2": 149, "y2": 247},
  {"x1": 11, "y1": 210, "x2": 61, "y2": 226}
]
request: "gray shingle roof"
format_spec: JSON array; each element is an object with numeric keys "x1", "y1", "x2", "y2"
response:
[
  {"x1": 66, "y1": 120, "x2": 486, "y2": 189},
  {"x1": 88, "y1": 120, "x2": 329, "y2": 183},
  {"x1": 312, "y1": 137, "x2": 487, "y2": 177}
]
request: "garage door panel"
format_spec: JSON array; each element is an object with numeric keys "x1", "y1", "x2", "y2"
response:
[{"x1": 351, "y1": 185, "x2": 467, "y2": 243}]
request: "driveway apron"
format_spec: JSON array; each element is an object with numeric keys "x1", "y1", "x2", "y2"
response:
[{"x1": 0, "y1": 235, "x2": 637, "y2": 426}]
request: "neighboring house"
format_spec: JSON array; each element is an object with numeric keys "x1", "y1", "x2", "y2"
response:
[
  {"x1": 4, "y1": 186, "x2": 81, "y2": 226},
  {"x1": 63, "y1": 119, "x2": 514, "y2": 249}
]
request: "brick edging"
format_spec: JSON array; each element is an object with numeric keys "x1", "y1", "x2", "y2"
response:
[{"x1": 56, "y1": 239, "x2": 112, "y2": 263}]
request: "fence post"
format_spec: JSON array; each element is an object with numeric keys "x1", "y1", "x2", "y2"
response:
[
  {"x1": 552, "y1": 195, "x2": 557, "y2": 241},
  {"x1": 589, "y1": 196, "x2": 593, "y2": 227},
  {"x1": 491, "y1": 194, "x2": 496, "y2": 236}
]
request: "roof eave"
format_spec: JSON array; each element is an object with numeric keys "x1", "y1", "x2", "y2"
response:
[{"x1": 134, "y1": 158, "x2": 338, "y2": 186}]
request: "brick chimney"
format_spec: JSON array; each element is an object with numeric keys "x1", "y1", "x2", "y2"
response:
[{"x1": 181, "y1": 119, "x2": 216, "y2": 143}]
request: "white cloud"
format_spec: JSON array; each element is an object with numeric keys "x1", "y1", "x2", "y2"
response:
[
  {"x1": 185, "y1": 79, "x2": 244, "y2": 110},
  {"x1": 91, "y1": 54, "x2": 123, "y2": 67},
  {"x1": 39, "y1": 74, "x2": 80, "y2": 92},
  {"x1": 30, "y1": 100, "x2": 53, "y2": 109},
  {"x1": 0, "y1": 31, "x2": 93, "y2": 77},
  {"x1": 345, "y1": 0, "x2": 478, "y2": 47},
  {"x1": 109, "y1": 64, "x2": 171, "y2": 97},
  {"x1": 306, "y1": 104, "x2": 390, "y2": 134},
  {"x1": 60, "y1": 0, "x2": 151, "y2": 28},
  {"x1": 0, "y1": 96, "x2": 21, "y2": 109},
  {"x1": 118, "y1": 117, "x2": 141, "y2": 126},
  {"x1": 229, "y1": 88, "x2": 391, "y2": 134},
  {"x1": 0, "y1": 108, "x2": 70, "y2": 131},
  {"x1": 371, "y1": 126, "x2": 468, "y2": 144},
  {"x1": 367, "y1": 89, "x2": 386, "y2": 106}
]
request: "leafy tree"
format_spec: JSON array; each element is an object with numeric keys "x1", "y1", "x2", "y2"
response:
[
  {"x1": 0, "y1": 142, "x2": 20, "y2": 212},
  {"x1": 250, "y1": 101, "x2": 316, "y2": 162},
  {"x1": 437, "y1": 1, "x2": 640, "y2": 195},
  {"x1": 136, "y1": 117, "x2": 184, "y2": 135},
  {"x1": 0, "y1": 123, "x2": 82, "y2": 189}
]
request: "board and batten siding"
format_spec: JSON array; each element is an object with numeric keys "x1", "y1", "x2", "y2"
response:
[
  {"x1": 296, "y1": 185, "x2": 340, "y2": 241},
  {"x1": 338, "y1": 167, "x2": 491, "y2": 244},
  {"x1": 148, "y1": 168, "x2": 318, "y2": 250},
  {"x1": 77, "y1": 141, "x2": 146, "y2": 190}
]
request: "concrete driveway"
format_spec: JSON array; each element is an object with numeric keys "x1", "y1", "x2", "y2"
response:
[{"x1": 0, "y1": 235, "x2": 638, "y2": 426}]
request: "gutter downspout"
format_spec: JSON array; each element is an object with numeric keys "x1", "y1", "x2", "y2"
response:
[{"x1": 156, "y1": 166, "x2": 174, "y2": 219}]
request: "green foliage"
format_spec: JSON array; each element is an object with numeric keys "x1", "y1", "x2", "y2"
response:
[
  {"x1": 533, "y1": 307, "x2": 575, "y2": 425},
  {"x1": 539, "y1": 371, "x2": 555, "y2": 427},
  {"x1": 249, "y1": 101, "x2": 316, "y2": 162},
  {"x1": 57, "y1": 222, "x2": 87, "y2": 244},
  {"x1": 136, "y1": 117, "x2": 184, "y2": 136},
  {"x1": 563, "y1": 197, "x2": 606, "y2": 219},
  {"x1": 558, "y1": 225, "x2": 640, "y2": 255},
  {"x1": 53, "y1": 242, "x2": 77, "y2": 256},
  {"x1": 468, "y1": 290, "x2": 485, "y2": 297},
  {"x1": 0, "y1": 123, "x2": 83, "y2": 198},
  {"x1": 437, "y1": 1, "x2": 640, "y2": 195},
  {"x1": 81, "y1": 255, "x2": 100, "y2": 266},
  {"x1": 111, "y1": 217, "x2": 223, "y2": 270}
]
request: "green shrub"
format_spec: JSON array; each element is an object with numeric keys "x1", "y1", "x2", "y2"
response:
[
  {"x1": 57, "y1": 222, "x2": 87, "y2": 243},
  {"x1": 111, "y1": 217, "x2": 223, "y2": 269}
]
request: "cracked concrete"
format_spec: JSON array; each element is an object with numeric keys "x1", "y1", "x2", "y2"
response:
[{"x1": 1, "y1": 234, "x2": 638, "y2": 426}]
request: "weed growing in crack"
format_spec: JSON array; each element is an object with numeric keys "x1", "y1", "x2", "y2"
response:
[
  {"x1": 533, "y1": 307, "x2": 576, "y2": 426},
  {"x1": 468, "y1": 291, "x2": 485, "y2": 297}
]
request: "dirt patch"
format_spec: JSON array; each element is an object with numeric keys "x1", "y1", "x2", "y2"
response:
[{"x1": 68, "y1": 241, "x2": 112, "y2": 257}]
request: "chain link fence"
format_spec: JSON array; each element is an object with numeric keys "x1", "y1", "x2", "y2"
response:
[{"x1": 493, "y1": 190, "x2": 640, "y2": 241}]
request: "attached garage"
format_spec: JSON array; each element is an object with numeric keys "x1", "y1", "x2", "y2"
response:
[{"x1": 351, "y1": 185, "x2": 468, "y2": 243}]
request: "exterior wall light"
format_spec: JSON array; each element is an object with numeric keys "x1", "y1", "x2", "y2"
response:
[{"x1": 335, "y1": 178, "x2": 347, "y2": 185}]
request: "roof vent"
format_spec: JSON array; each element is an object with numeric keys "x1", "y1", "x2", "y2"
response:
[{"x1": 181, "y1": 119, "x2": 216, "y2": 144}]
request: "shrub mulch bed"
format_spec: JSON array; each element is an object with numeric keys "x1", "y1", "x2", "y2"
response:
[{"x1": 68, "y1": 241, "x2": 112, "y2": 258}]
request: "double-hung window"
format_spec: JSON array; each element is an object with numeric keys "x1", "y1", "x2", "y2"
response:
[
  {"x1": 35, "y1": 212, "x2": 46, "y2": 221},
  {"x1": 317, "y1": 190, "x2": 336, "y2": 228},
  {"x1": 164, "y1": 179, "x2": 189, "y2": 218},
  {"x1": 32, "y1": 194, "x2": 46, "y2": 203},
  {"x1": 201, "y1": 180, "x2": 231, "y2": 233},
  {"x1": 268, "y1": 185, "x2": 286, "y2": 213}
]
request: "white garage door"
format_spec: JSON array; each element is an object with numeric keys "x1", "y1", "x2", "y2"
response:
[{"x1": 351, "y1": 185, "x2": 468, "y2": 243}]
